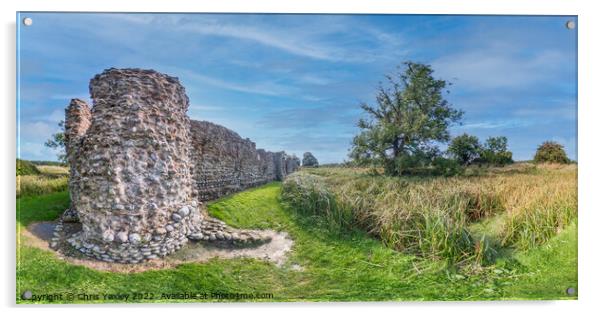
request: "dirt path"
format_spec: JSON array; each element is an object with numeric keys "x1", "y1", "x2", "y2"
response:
[{"x1": 23, "y1": 221, "x2": 294, "y2": 273}]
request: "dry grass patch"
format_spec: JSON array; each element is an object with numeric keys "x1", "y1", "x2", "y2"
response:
[{"x1": 283, "y1": 164, "x2": 577, "y2": 265}]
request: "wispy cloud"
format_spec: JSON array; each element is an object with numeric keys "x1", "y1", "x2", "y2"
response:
[
  {"x1": 433, "y1": 46, "x2": 570, "y2": 91},
  {"x1": 177, "y1": 69, "x2": 297, "y2": 96},
  {"x1": 19, "y1": 120, "x2": 60, "y2": 140},
  {"x1": 296, "y1": 74, "x2": 332, "y2": 86},
  {"x1": 513, "y1": 104, "x2": 576, "y2": 120},
  {"x1": 17, "y1": 14, "x2": 577, "y2": 162},
  {"x1": 460, "y1": 119, "x2": 534, "y2": 130},
  {"x1": 189, "y1": 104, "x2": 224, "y2": 111},
  {"x1": 106, "y1": 14, "x2": 405, "y2": 63},
  {"x1": 257, "y1": 106, "x2": 358, "y2": 129}
]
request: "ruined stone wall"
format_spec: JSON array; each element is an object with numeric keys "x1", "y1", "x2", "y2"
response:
[
  {"x1": 65, "y1": 68, "x2": 203, "y2": 263},
  {"x1": 190, "y1": 120, "x2": 297, "y2": 201},
  {"x1": 64, "y1": 68, "x2": 299, "y2": 263},
  {"x1": 64, "y1": 98, "x2": 92, "y2": 219},
  {"x1": 285, "y1": 156, "x2": 301, "y2": 175}
]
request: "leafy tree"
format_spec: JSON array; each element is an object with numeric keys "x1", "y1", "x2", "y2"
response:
[
  {"x1": 302, "y1": 152, "x2": 319, "y2": 167},
  {"x1": 44, "y1": 120, "x2": 67, "y2": 163},
  {"x1": 349, "y1": 62, "x2": 463, "y2": 176},
  {"x1": 479, "y1": 136, "x2": 513, "y2": 165},
  {"x1": 448, "y1": 133, "x2": 481, "y2": 165},
  {"x1": 533, "y1": 141, "x2": 570, "y2": 164},
  {"x1": 16, "y1": 159, "x2": 40, "y2": 176}
]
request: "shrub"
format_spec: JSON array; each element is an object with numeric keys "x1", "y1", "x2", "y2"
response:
[
  {"x1": 448, "y1": 133, "x2": 481, "y2": 165},
  {"x1": 302, "y1": 152, "x2": 319, "y2": 167},
  {"x1": 478, "y1": 136, "x2": 513, "y2": 166},
  {"x1": 16, "y1": 159, "x2": 40, "y2": 176},
  {"x1": 432, "y1": 157, "x2": 463, "y2": 177},
  {"x1": 533, "y1": 141, "x2": 570, "y2": 164}
]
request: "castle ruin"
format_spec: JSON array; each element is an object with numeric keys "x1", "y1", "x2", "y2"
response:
[{"x1": 60, "y1": 68, "x2": 299, "y2": 263}]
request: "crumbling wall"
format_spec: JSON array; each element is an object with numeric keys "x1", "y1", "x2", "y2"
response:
[
  {"x1": 285, "y1": 155, "x2": 301, "y2": 174},
  {"x1": 190, "y1": 120, "x2": 297, "y2": 201},
  {"x1": 64, "y1": 99, "x2": 92, "y2": 222},
  {"x1": 63, "y1": 68, "x2": 300, "y2": 263},
  {"x1": 65, "y1": 68, "x2": 203, "y2": 263}
]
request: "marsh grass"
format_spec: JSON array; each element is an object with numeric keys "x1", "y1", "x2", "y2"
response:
[
  {"x1": 16, "y1": 164, "x2": 69, "y2": 198},
  {"x1": 282, "y1": 164, "x2": 577, "y2": 265}
]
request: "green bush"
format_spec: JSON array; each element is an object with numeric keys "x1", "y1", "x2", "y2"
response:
[
  {"x1": 533, "y1": 141, "x2": 570, "y2": 164},
  {"x1": 448, "y1": 133, "x2": 481, "y2": 165},
  {"x1": 16, "y1": 159, "x2": 40, "y2": 176},
  {"x1": 432, "y1": 157, "x2": 463, "y2": 177},
  {"x1": 478, "y1": 136, "x2": 513, "y2": 166},
  {"x1": 302, "y1": 152, "x2": 319, "y2": 167}
]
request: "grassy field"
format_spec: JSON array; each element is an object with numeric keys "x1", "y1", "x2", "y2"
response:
[
  {"x1": 282, "y1": 164, "x2": 577, "y2": 266},
  {"x1": 16, "y1": 163, "x2": 576, "y2": 303},
  {"x1": 16, "y1": 164, "x2": 69, "y2": 198}
]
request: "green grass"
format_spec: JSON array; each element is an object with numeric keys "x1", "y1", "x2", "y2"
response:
[
  {"x1": 283, "y1": 165, "x2": 576, "y2": 266},
  {"x1": 17, "y1": 180, "x2": 576, "y2": 303},
  {"x1": 17, "y1": 164, "x2": 69, "y2": 198}
]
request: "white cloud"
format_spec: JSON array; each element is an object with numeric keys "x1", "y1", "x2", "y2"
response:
[
  {"x1": 460, "y1": 119, "x2": 533, "y2": 130},
  {"x1": 189, "y1": 104, "x2": 224, "y2": 111},
  {"x1": 37, "y1": 109, "x2": 66, "y2": 123},
  {"x1": 513, "y1": 104, "x2": 576, "y2": 120},
  {"x1": 18, "y1": 141, "x2": 61, "y2": 161},
  {"x1": 297, "y1": 74, "x2": 332, "y2": 86},
  {"x1": 19, "y1": 121, "x2": 59, "y2": 140},
  {"x1": 432, "y1": 47, "x2": 569, "y2": 90},
  {"x1": 105, "y1": 14, "x2": 405, "y2": 63},
  {"x1": 176, "y1": 69, "x2": 296, "y2": 96}
]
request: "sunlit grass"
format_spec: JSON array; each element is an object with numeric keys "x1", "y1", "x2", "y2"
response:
[
  {"x1": 16, "y1": 166, "x2": 577, "y2": 303},
  {"x1": 283, "y1": 164, "x2": 577, "y2": 265},
  {"x1": 36, "y1": 165, "x2": 69, "y2": 175}
]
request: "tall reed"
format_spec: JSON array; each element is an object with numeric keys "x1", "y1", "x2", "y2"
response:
[{"x1": 282, "y1": 164, "x2": 577, "y2": 265}]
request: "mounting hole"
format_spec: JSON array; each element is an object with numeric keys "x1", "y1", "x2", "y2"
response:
[
  {"x1": 23, "y1": 17, "x2": 33, "y2": 26},
  {"x1": 566, "y1": 287, "x2": 576, "y2": 295},
  {"x1": 22, "y1": 290, "x2": 32, "y2": 300},
  {"x1": 566, "y1": 20, "x2": 575, "y2": 30}
]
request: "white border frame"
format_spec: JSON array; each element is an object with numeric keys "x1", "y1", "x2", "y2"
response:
[{"x1": 3, "y1": 1, "x2": 600, "y2": 315}]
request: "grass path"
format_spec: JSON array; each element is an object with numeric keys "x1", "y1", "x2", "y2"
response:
[{"x1": 16, "y1": 183, "x2": 577, "y2": 303}]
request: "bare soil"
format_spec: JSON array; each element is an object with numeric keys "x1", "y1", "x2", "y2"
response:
[{"x1": 23, "y1": 221, "x2": 294, "y2": 273}]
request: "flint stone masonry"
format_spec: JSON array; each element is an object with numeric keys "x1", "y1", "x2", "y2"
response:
[
  {"x1": 61, "y1": 68, "x2": 299, "y2": 263},
  {"x1": 190, "y1": 121, "x2": 298, "y2": 201}
]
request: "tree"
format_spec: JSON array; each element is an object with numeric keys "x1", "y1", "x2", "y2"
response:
[
  {"x1": 349, "y1": 62, "x2": 463, "y2": 176},
  {"x1": 16, "y1": 159, "x2": 41, "y2": 176},
  {"x1": 448, "y1": 133, "x2": 481, "y2": 165},
  {"x1": 44, "y1": 120, "x2": 67, "y2": 163},
  {"x1": 533, "y1": 141, "x2": 570, "y2": 164},
  {"x1": 479, "y1": 136, "x2": 513, "y2": 165},
  {"x1": 302, "y1": 152, "x2": 319, "y2": 167}
]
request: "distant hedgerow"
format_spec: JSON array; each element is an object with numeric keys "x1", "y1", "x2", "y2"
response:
[{"x1": 16, "y1": 159, "x2": 41, "y2": 176}]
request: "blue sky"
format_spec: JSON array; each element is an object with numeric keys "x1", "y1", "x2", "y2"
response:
[{"x1": 17, "y1": 13, "x2": 577, "y2": 163}]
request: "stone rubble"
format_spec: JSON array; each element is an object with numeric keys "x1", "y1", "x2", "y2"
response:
[{"x1": 59, "y1": 68, "x2": 300, "y2": 263}]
